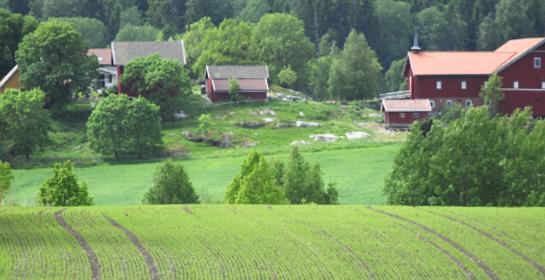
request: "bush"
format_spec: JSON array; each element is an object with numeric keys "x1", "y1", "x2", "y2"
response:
[
  {"x1": 0, "y1": 89, "x2": 51, "y2": 160},
  {"x1": 143, "y1": 160, "x2": 199, "y2": 204},
  {"x1": 38, "y1": 161, "x2": 93, "y2": 206},
  {"x1": 0, "y1": 161, "x2": 14, "y2": 204}
]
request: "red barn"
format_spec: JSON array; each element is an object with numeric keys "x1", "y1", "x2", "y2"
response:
[
  {"x1": 204, "y1": 65, "x2": 269, "y2": 103},
  {"x1": 399, "y1": 37, "x2": 545, "y2": 119},
  {"x1": 382, "y1": 99, "x2": 432, "y2": 129}
]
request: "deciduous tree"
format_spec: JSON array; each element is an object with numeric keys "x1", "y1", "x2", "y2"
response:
[
  {"x1": 0, "y1": 161, "x2": 13, "y2": 204},
  {"x1": 0, "y1": 8, "x2": 37, "y2": 77},
  {"x1": 143, "y1": 160, "x2": 199, "y2": 204},
  {"x1": 39, "y1": 161, "x2": 93, "y2": 206},
  {"x1": 59, "y1": 17, "x2": 108, "y2": 48},
  {"x1": 115, "y1": 24, "x2": 161, "y2": 41}
]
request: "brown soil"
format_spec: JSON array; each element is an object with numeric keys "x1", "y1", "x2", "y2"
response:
[
  {"x1": 54, "y1": 209, "x2": 101, "y2": 280},
  {"x1": 181, "y1": 206, "x2": 194, "y2": 215},
  {"x1": 366, "y1": 207, "x2": 499, "y2": 280},
  {"x1": 104, "y1": 215, "x2": 160, "y2": 280},
  {"x1": 424, "y1": 209, "x2": 545, "y2": 277}
]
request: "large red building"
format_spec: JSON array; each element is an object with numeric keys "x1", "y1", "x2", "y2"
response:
[{"x1": 384, "y1": 37, "x2": 545, "y2": 128}]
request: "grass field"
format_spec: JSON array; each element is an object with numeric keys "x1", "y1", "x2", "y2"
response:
[
  {"x1": 1, "y1": 205, "x2": 544, "y2": 279},
  {"x1": 7, "y1": 144, "x2": 399, "y2": 206}
]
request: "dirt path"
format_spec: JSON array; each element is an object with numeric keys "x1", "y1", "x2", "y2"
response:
[
  {"x1": 104, "y1": 215, "x2": 160, "y2": 280},
  {"x1": 54, "y1": 209, "x2": 101, "y2": 280},
  {"x1": 424, "y1": 209, "x2": 545, "y2": 277},
  {"x1": 366, "y1": 207, "x2": 499, "y2": 280}
]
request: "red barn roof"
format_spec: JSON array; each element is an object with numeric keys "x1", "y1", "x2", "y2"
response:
[{"x1": 382, "y1": 99, "x2": 432, "y2": 113}]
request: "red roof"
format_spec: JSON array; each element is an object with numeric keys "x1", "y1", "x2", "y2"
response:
[
  {"x1": 382, "y1": 99, "x2": 432, "y2": 113},
  {"x1": 406, "y1": 37, "x2": 545, "y2": 76},
  {"x1": 212, "y1": 79, "x2": 269, "y2": 92},
  {"x1": 87, "y1": 48, "x2": 112, "y2": 65}
]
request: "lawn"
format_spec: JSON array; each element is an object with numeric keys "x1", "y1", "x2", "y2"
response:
[
  {"x1": 7, "y1": 144, "x2": 399, "y2": 205},
  {"x1": 1, "y1": 205, "x2": 544, "y2": 279}
]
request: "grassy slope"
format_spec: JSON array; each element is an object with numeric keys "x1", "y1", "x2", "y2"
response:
[
  {"x1": 7, "y1": 145, "x2": 399, "y2": 205},
  {"x1": 1, "y1": 205, "x2": 544, "y2": 279}
]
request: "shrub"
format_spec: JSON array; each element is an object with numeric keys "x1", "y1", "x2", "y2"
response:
[
  {"x1": 143, "y1": 160, "x2": 199, "y2": 204},
  {"x1": 0, "y1": 161, "x2": 14, "y2": 204},
  {"x1": 38, "y1": 161, "x2": 93, "y2": 206}
]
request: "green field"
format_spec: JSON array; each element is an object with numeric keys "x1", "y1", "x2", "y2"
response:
[
  {"x1": 1, "y1": 205, "x2": 544, "y2": 279},
  {"x1": 7, "y1": 145, "x2": 399, "y2": 206}
]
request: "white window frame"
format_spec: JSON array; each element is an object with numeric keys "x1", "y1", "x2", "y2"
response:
[
  {"x1": 430, "y1": 100, "x2": 436, "y2": 109},
  {"x1": 412, "y1": 112, "x2": 420, "y2": 118},
  {"x1": 465, "y1": 100, "x2": 473, "y2": 107},
  {"x1": 436, "y1": 80, "x2": 442, "y2": 90},
  {"x1": 514, "y1": 81, "x2": 519, "y2": 89},
  {"x1": 542, "y1": 81, "x2": 545, "y2": 89},
  {"x1": 445, "y1": 100, "x2": 453, "y2": 107},
  {"x1": 400, "y1": 113, "x2": 406, "y2": 118},
  {"x1": 461, "y1": 80, "x2": 467, "y2": 90},
  {"x1": 534, "y1": 57, "x2": 542, "y2": 69}
]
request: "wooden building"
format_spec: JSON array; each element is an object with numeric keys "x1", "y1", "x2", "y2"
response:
[
  {"x1": 204, "y1": 65, "x2": 269, "y2": 103},
  {"x1": 382, "y1": 99, "x2": 432, "y2": 129}
]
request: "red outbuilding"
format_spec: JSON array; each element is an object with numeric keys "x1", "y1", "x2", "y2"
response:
[
  {"x1": 382, "y1": 99, "x2": 432, "y2": 129},
  {"x1": 398, "y1": 36, "x2": 545, "y2": 120},
  {"x1": 204, "y1": 65, "x2": 269, "y2": 103}
]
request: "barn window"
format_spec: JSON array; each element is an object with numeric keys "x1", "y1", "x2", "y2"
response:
[
  {"x1": 412, "y1": 113, "x2": 420, "y2": 118},
  {"x1": 430, "y1": 100, "x2": 436, "y2": 108},
  {"x1": 400, "y1": 113, "x2": 406, "y2": 118},
  {"x1": 542, "y1": 81, "x2": 545, "y2": 89},
  {"x1": 534, "y1": 57, "x2": 542, "y2": 69},
  {"x1": 436, "y1": 81, "x2": 442, "y2": 90},
  {"x1": 465, "y1": 100, "x2": 473, "y2": 107},
  {"x1": 446, "y1": 100, "x2": 453, "y2": 107},
  {"x1": 514, "y1": 81, "x2": 519, "y2": 89},
  {"x1": 461, "y1": 81, "x2": 467, "y2": 90}
]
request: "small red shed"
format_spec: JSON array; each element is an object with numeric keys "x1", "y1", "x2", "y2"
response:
[
  {"x1": 382, "y1": 99, "x2": 432, "y2": 129},
  {"x1": 205, "y1": 65, "x2": 269, "y2": 103}
]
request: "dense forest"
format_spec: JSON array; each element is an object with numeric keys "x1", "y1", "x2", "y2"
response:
[{"x1": 1, "y1": 0, "x2": 544, "y2": 97}]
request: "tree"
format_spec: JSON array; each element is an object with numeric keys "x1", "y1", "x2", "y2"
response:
[
  {"x1": 38, "y1": 161, "x2": 93, "y2": 206},
  {"x1": 126, "y1": 97, "x2": 163, "y2": 159},
  {"x1": 180, "y1": 17, "x2": 215, "y2": 72},
  {"x1": 119, "y1": 6, "x2": 142, "y2": 28},
  {"x1": 198, "y1": 114, "x2": 212, "y2": 135},
  {"x1": 0, "y1": 89, "x2": 50, "y2": 159},
  {"x1": 225, "y1": 151, "x2": 285, "y2": 204},
  {"x1": 494, "y1": 0, "x2": 535, "y2": 42},
  {"x1": 252, "y1": 13, "x2": 314, "y2": 88},
  {"x1": 115, "y1": 24, "x2": 161, "y2": 41},
  {"x1": 384, "y1": 58, "x2": 408, "y2": 92},
  {"x1": 328, "y1": 30, "x2": 382, "y2": 100},
  {"x1": 121, "y1": 54, "x2": 191, "y2": 119},
  {"x1": 16, "y1": 19, "x2": 98, "y2": 108},
  {"x1": 185, "y1": 0, "x2": 233, "y2": 26},
  {"x1": 147, "y1": 0, "x2": 186, "y2": 37},
  {"x1": 143, "y1": 160, "x2": 199, "y2": 204},
  {"x1": 480, "y1": 74, "x2": 504, "y2": 117},
  {"x1": 477, "y1": 15, "x2": 501, "y2": 50},
  {"x1": 277, "y1": 66, "x2": 297, "y2": 88},
  {"x1": 416, "y1": 5, "x2": 467, "y2": 51},
  {"x1": 0, "y1": 9, "x2": 37, "y2": 77},
  {"x1": 0, "y1": 161, "x2": 13, "y2": 204},
  {"x1": 228, "y1": 79, "x2": 240, "y2": 102},
  {"x1": 237, "y1": 0, "x2": 270, "y2": 23},
  {"x1": 373, "y1": 0, "x2": 412, "y2": 68},
  {"x1": 59, "y1": 17, "x2": 108, "y2": 48},
  {"x1": 87, "y1": 94, "x2": 130, "y2": 159}
]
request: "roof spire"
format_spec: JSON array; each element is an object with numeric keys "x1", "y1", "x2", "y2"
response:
[{"x1": 411, "y1": 31, "x2": 421, "y2": 53}]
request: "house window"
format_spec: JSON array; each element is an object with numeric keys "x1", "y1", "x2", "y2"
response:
[
  {"x1": 461, "y1": 80, "x2": 467, "y2": 90},
  {"x1": 108, "y1": 75, "x2": 113, "y2": 83},
  {"x1": 436, "y1": 81, "x2": 442, "y2": 90},
  {"x1": 430, "y1": 100, "x2": 436, "y2": 109},
  {"x1": 445, "y1": 100, "x2": 453, "y2": 107},
  {"x1": 514, "y1": 81, "x2": 519, "y2": 89},
  {"x1": 400, "y1": 113, "x2": 406, "y2": 118},
  {"x1": 412, "y1": 113, "x2": 420, "y2": 118},
  {"x1": 534, "y1": 57, "x2": 542, "y2": 69},
  {"x1": 465, "y1": 100, "x2": 473, "y2": 107}
]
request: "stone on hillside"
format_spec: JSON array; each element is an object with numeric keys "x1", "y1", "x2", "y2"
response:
[
  {"x1": 291, "y1": 140, "x2": 311, "y2": 146},
  {"x1": 238, "y1": 121, "x2": 265, "y2": 129},
  {"x1": 259, "y1": 109, "x2": 276, "y2": 116},
  {"x1": 296, "y1": 121, "x2": 321, "y2": 128},
  {"x1": 346, "y1": 131, "x2": 370, "y2": 140},
  {"x1": 174, "y1": 111, "x2": 188, "y2": 120},
  {"x1": 299, "y1": 112, "x2": 305, "y2": 117},
  {"x1": 276, "y1": 121, "x2": 295, "y2": 128},
  {"x1": 263, "y1": 117, "x2": 275, "y2": 124},
  {"x1": 309, "y1": 134, "x2": 338, "y2": 142}
]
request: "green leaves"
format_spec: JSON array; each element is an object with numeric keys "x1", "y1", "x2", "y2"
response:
[
  {"x1": 143, "y1": 160, "x2": 199, "y2": 204},
  {"x1": 38, "y1": 160, "x2": 93, "y2": 206},
  {"x1": 0, "y1": 161, "x2": 13, "y2": 204}
]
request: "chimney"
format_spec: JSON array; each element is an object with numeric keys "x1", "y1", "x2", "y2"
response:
[{"x1": 411, "y1": 32, "x2": 421, "y2": 53}]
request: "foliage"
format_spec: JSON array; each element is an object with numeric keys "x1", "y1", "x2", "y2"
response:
[
  {"x1": 119, "y1": 6, "x2": 142, "y2": 28},
  {"x1": 384, "y1": 58, "x2": 408, "y2": 92},
  {"x1": 38, "y1": 161, "x2": 93, "y2": 206},
  {"x1": 58, "y1": 17, "x2": 108, "y2": 48},
  {"x1": 277, "y1": 66, "x2": 297, "y2": 88},
  {"x1": 0, "y1": 8, "x2": 37, "y2": 77},
  {"x1": 373, "y1": 0, "x2": 412, "y2": 68},
  {"x1": 237, "y1": 0, "x2": 270, "y2": 23},
  {"x1": 283, "y1": 148, "x2": 338, "y2": 204},
  {"x1": 328, "y1": 30, "x2": 382, "y2": 100},
  {"x1": 416, "y1": 5, "x2": 467, "y2": 51},
  {"x1": 479, "y1": 74, "x2": 504, "y2": 116},
  {"x1": 146, "y1": 0, "x2": 185, "y2": 37},
  {"x1": 225, "y1": 151, "x2": 285, "y2": 204},
  {"x1": 87, "y1": 95, "x2": 163, "y2": 159},
  {"x1": 115, "y1": 24, "x2": 161, "y2": 41},
  {"x1": 0, "y1": 89, "x2": 51, "y2": 160},
  {"x1": 15, "y1": 19, "x2": 98, "y2": 107},
  {"x1": 385, "y1": 107, "x2": 545, "y2": 206},
  {"x1": 252, "y1": 13, "x2": 314, "y2": 88},
  {"x1": 180, "y1": 17, "x2": 215, "y2": 71},
  {"x1": 228, "y1": 79, "x2": 240, "y2": 102},
  {"x1": 121, "y1": 54, "x2": 191, "y2": 119},
  {"x1": 0, "y1": 161, "x2": 13, "y2": 204},
  {"x1": 143, "y1": 160, "x2": 199, "y2": 204},
  {"x1": 198, "y1": 113, "x2": 212, "y2": 135}
]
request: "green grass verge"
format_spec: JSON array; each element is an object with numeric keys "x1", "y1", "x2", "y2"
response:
[{"x1": 1, "y1": 205, "x2": 544, "y2": 279}]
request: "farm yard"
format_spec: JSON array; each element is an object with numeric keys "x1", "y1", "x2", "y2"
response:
[{"x1": 1, "y1": 205, "x2": 545, "y2": 279}]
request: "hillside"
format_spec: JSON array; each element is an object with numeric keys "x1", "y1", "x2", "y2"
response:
[{"x1": 1, "y1": 205, "x2": 545, "y2": 279}]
